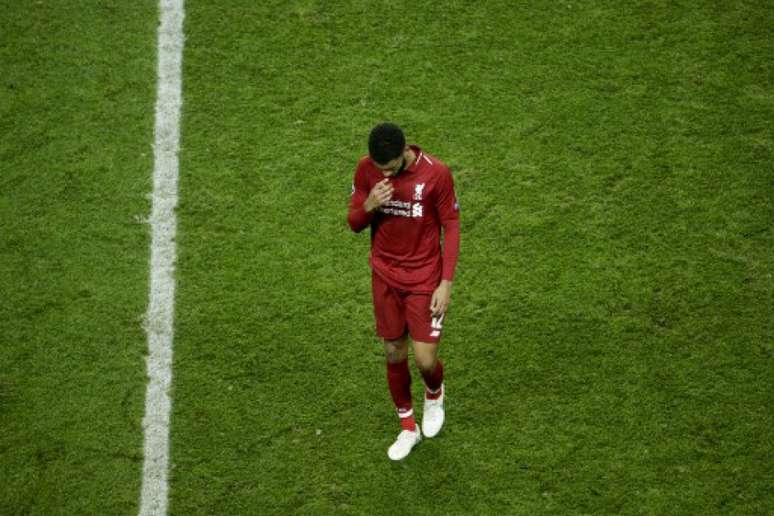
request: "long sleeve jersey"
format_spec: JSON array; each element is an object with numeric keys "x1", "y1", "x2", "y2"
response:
[{"x1": 347, "y1": 145, "x2": 460, "y2": 293}]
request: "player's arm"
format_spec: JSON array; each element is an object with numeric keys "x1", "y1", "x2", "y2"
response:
[
  {"x1": 430, "y1": 167, "x2": 460, "y2": 316},
  {"x1": 347, "y1": 169, "x2": 393, "y2": 232},
  {"x1": 437, "y1": 167, "x2": 460, "y2": 283},
  {"x1": 347, "y1": 166, "x2": 374, "y2": 233}
]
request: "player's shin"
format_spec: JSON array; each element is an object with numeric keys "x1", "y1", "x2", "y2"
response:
[
  {"x1": 386, "y1": 360, "x2": 415, "y2": 431},
  {"x1": 421, "y1": 360, "x2": 444, "y2": 400}
]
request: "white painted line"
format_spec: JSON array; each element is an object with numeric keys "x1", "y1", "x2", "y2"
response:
[{"x1": 140, "y1": 1, "x2": 184, "y2": 515}]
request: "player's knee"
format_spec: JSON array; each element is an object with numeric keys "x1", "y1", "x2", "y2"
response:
[
  {"x1": 414, "y1": 354, "x2": 437, "y2": 374},
  {"x1": 384, "y1": 338, "x2": 408, "y2": 363}
]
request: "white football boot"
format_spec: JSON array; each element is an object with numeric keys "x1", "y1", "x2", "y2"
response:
[
  {"x1": 387, "y1": 424, "x2": 422, "y2": 461},
  {"x1": 422, "y1": 384, "x2": 445, "y2": 438}
]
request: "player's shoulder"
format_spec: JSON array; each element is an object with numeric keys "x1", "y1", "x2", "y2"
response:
[
  {"x1": 416, "y1": 150, "x2": 451, "y2": 180},
  {"x1": 355, "y1": 155, "x2": 378, "y2": 175}
]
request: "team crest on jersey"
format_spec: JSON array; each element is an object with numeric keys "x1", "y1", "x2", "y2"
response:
[
  {"x1": 414, "y1": 183, "x2": 425, "y2": 201},
  {"x1": 378, "y1": 183, "x2": 426, "y2": 218}
]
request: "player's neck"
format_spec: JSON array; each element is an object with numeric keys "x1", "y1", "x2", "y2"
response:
[{"x1": 404, "y1": 148, "x2": 416, "y2": 169}]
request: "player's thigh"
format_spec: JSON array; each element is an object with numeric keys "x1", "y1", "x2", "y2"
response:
[{"x1": 371, "y1": 273, "x2": 407, "y2": 341}]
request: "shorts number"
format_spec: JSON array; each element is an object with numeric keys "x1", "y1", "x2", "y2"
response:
[{"x1": 430, "y1": 313, "x2": 445, "y2": 338}]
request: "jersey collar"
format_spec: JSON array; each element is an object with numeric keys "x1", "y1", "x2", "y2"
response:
[{"x1": 403, "y1": 145, "x2": 423, "y2": 174}]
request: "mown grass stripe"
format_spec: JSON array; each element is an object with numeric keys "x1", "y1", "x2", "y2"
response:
[{"x1": 140, "y1": 1, "x2": 184, "y2": 515}]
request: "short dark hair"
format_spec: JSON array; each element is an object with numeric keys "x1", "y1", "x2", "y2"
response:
[{"x1": 368, "y1": 123, "x2": 405, "y2": 164}]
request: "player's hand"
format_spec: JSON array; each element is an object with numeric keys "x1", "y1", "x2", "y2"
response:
[
  {"x1": 430, "y1": 280, "x2": 452, "y2": 316},
  {"x1": 364, "y1": 179, "x2": 394, "y2": 213}
]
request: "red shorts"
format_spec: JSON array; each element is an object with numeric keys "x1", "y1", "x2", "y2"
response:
[{"x1": 371, "y1": 272, "x2": 445, "y2": 343}]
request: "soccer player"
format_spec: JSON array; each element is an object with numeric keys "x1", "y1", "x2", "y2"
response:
[{"x1": 347, "y1": 123, "x2": 460, "y2": 460}]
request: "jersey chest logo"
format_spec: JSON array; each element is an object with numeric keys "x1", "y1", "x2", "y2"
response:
[
  {"x1": 414, "y1": 183, "x2": 425, "y2": 201},
  {"x1": 379, "y1": 181, "x2": 425, "y2": 219}
]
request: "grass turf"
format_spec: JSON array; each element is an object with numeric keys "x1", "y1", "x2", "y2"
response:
[
  {"x1": 1, "y1": 0, "x2": 772, "y2": 514},
  {"x1": 170, "y1": 1, "x2": 773, "y2": 514},
  {"x1": 0, "y1": 2, "x2": 157, "y2": 513}
]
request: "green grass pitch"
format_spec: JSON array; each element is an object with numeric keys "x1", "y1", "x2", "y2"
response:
[{"x1": 1, "y1": 1, "x2": 772, "y2": 514}]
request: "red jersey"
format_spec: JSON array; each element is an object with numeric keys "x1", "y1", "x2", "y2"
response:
[{"x1": 347, "y1": 145, "x2": 460, "y2": 293}]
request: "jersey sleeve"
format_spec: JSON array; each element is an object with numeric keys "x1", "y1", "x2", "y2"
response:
[
  {"x1": 347, "y1": 163, "x2": 374, "y2": 233},
  {"x1": 435, "y1": 166, "x2": 460, "y2": 281}
]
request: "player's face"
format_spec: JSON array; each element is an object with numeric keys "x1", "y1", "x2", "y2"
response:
[{"x1": 374, "y1": 152, "x2": 406, "y2": 177}]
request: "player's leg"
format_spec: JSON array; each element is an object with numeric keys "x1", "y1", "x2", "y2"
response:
[
  {"x1": 405, "y1": 293, "x2": 445, "y2": 393},
  {"x1": 413, "y1": 339, "x2": 445, "y2": 437},
  {"x1": 384, "y1": 335, "x2": 421, "y2": 460},
  {"x1": 372, "y1": 273, "x2": 421, "y2": 459},
  {"x1": 413, "y1": 339, "x2": 443, "y2": 395},
  {"x1": 406, "y1": 294, "x2": 446, "y2": 438},
  {"x1": 384, "y1": 335, "x2": 414, "y2": 429}
]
